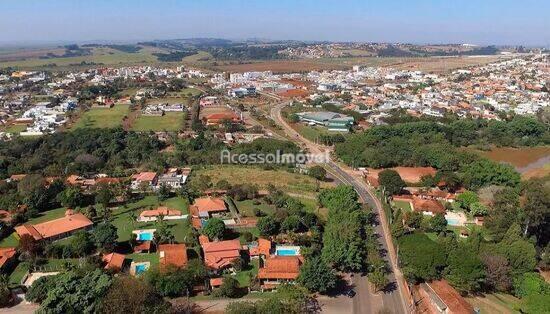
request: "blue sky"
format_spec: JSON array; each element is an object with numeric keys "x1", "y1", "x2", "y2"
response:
[{"x1": 1, "y1": 0, "x2": 548, "y2": 46}]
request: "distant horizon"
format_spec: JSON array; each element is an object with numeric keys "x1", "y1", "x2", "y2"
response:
[
  {"x1": 0, "y1": 37, "x2": 547, "y2": 50},
  {"x1": 1, "y1": 0, "x2": 549, "y2": 48}
]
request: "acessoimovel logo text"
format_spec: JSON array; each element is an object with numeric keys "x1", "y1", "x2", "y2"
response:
[{"x1": 220, "y1": 149, "x2": 329, "y2": 164}]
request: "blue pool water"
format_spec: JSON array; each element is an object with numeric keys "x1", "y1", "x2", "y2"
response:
[
  {"x1": 276, "y1": 249, "x2": 299, "y2": 256},
  {"x1": 446, "y1": 218, "x2": 460, "y2": 226},
  {"x1": 137, "y1": 232, "x2": 153, "y2": 241},
  {"x1": 135, "y1": 264, "x2": 148, "y2": 274}
]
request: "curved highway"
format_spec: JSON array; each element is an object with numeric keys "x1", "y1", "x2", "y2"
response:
[{"x1": 267, "y1": 98, "x2": 411, "y2": 314}]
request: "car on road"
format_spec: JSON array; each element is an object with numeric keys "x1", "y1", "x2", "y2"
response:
[{"x1": 346, "y1": 289, "x2": 356, "y2": 298}]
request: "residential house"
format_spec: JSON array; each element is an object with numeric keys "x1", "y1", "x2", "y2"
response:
[
  {"x1": 103, "y1": 253, "x2": 126, "y2": 272},
  {"x1": 131, "y1": 172, "x2": 158, "y2": 191},
  {"x1": 190, "y1": 197, "x2": 228, "y2": 220},
  {"x1": 0, "y1": 247, "x2": 16, "y2": 272},
  {"x1": 138, "y1": 206, "x2": 186, "y2": 222},
  {"x1": 412, "y1": 197, "x2": 446, "y2": 216},
  {"x1": 15, "y1": 211, "x2": 93, "y2": 241},
  {"x1": 200, "y1": 236, "x2": 242, "y2": 272},
  {"x1": 156, "y1": 167, "x2": 190, "y2": 191},
  {"x1": 257, "y1": 256, "x2": 302, "y2": 291},
  {"x1": 158, "y1": 243, "x2": 188, "y2": 270}
]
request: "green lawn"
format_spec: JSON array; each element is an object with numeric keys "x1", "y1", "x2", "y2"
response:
[
  {"x1": 1, "y1": 124, "x2": 27, "y2": 133},
  {"x1": 28, "y1": 206, "x2": 67, "y2": 224},
  {"x1": 9, "y1": 258, "x2": 80, "y2": 287},
  {"x1": 0, "y1": 233, "x2": 19, "y2": 248},
  {"x1": 132, "y1": 112, "x2": 186, "y2": 132},
  {"x1": 111, "y1": 196, "x2": 191, "y2": 243},
  {"x1": 235, "y1": 199, "x2": 275, "y2": 217},
  {"x1": 465, "y1": 293, "x2": 521, "y2": 314},
  {"x1": 233, "y1": 259, "x2": 259, "y2": 288},
  {"x1": 8, "y1": 263, "x2": 29, "y2": 286},
  {"x1": 72, "y1": 104, "x2": 129, "y2": 129},
  {"x1": 392, "y1": 200, "x2": 412, "y2": 212},
  {"x1": 127, "y1": 253, "x2": 159, "y2": 268}
]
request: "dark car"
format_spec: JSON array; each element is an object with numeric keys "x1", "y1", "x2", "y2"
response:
[{"x1": 346, "y1": 289, "x2": 356, "y2": 298}]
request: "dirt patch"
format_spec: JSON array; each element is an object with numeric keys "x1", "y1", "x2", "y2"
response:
[
  {"x1": 477, "y1": 146, "x2": 550, "y2": 168},
  {"x1": 198, "y1": 106, "x2": 235, "y2": 119}
]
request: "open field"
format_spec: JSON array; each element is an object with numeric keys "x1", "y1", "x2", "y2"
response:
[
  {"x1": 475, "y1": 146, "x2": 550, "y2": 168},
  {"x1": 132, "y1": 112, "x2": 186, "y2": 132},
  {"x1": 196, "y1": 165, "x2": 334, "y2": 195},
  {"x1": 209, "y1": 55, "x2": 507, "y2": 74},
  {"x1": 71, "y1": 104, "x2": 129, "y2": 129},
  {"x1": 473, "y1": 146, "x2": 550, "y2": 179},
  {"x1": 0, "y1": 47, "x2": 163, "y2": 70},
  {"x1": 199, "y1": 105, "x2": 235, "y2": 119},
  {"x1": 391, "y1": 55, "x2": 505, "y2": 73},
  {"x1": 291, "y1": 123, "x2": 346, "y2": 143},
  {"x1": 465, "y1": 293, "x2": 521, "y2": 314},
  {"x1": 0, "y1": 124, "x2": 27, "y2": 133}
]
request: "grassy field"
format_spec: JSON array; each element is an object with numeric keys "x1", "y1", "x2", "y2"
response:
[
  {"x1": 0, "y1": 47, "x2": 160, "y2": 70},
  {"x1": 465, "y1": 293, "x2": 521, "y2": 314},
  {"x1": 132, "y1": 112, "x2": 186, "y2": 132},
  {"x1": 0, "y1": 124, "x2": 27, "y2": 133},
  {"x1": 127, "y1": 253, "x2": 159, "y2": 268},
  {"x1": 234, "y1": 259, "x2": 259, "y2": 288},
  {"x1": 196, "y1": 165, "x2": 333, "y2": 195},
  {"x1": 392, "y1": 200, "x2": 413, "y2": 212},
  {"x1": 8, "y1": 258, "x2": 80, "y2": 287},
  {"x1": 234, "y1": 199, "x2": 275, "y2": 217},
  {"x1": 111, "y1": 196, "x2": 190, "y2": 243},
  {"x1": 291, "y1": 123, "x2": 346, "y2": 143},
  {"x1": 0, "y1": 233, "x2": 19, "y2": 248},
  {"x1": 72, "y1": 104, "x2": 129, "y2": 129}
]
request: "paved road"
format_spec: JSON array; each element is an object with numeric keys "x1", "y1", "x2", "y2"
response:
[{"x1": 268, "y1": 98, "x2": 410, "y2": 314}]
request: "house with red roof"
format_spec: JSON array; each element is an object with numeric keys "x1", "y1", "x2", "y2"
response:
[
  {"x1": 257, "y1": 256, "x2": 302, "y2": 291},
  {"x1": 412, "y1": 196, "x2": 446, "y2": 216},
  {"x1": 190, "y1": 197, "x2": 228, "y2": 219},
  {"x1": 102, "y1": 253, "x2": 126, "y2": 272},
  {"x1": 0, "y1": 247, "x2": 17, "y2": 272},
  {"x1": 249, "y1": 238, "x2": 272, "y2": 258},
  {"x1": 138, "y1": 206, "x2": 185, "y2": 222},
  {"x1": 131, "y1": 172, "x2": 158, "y2": 191},
  {"x1": 200, "y1": 237, "x2": 242, "y2": 272},
  {"x1": 14, "y1": 211, "x2": 93, "y2": 241},
  {"x1": 159, "y1": 243, "x2": 188, "y2": 270}
]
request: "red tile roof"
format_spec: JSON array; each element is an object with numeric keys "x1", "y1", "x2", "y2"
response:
[
  {"x1": 131, "y1": 172, "x2": 157, "y2": 182},
  {"x1": 257, "y1": 256, "x2": 301, "y2": 280},
  {"x1": 159, "y1": 244, "x2": 188, "y2": 269},
  {"x1": 103, "y1": 253, "x2": 125, "y2": 271},
  {"x1": 210, "y1": 277, "x2": 224, "y2": 287},
  {"x1": 134, "y1": 241, "x2": 152, "y2": 253},
  {"x1": 190, "y1": 197, "x2": 227, "y2": 216},
  {"x1": 412, "y1": 197, "x2": 446, "y2": 214},
  {"x1": 14, "y1": 212, "x2": 93, "y2": 241},
  {"x1": 201, "y1": 239, "x2": 241, "y2": 270},
  {"x1": 140, "y1": 206, "x2": 181, "y2": 218},
  {"x1": 426, "y1": 280, "x2": 474, "y2": 314},
  {"x1": 0, "y1": 247, "x2": 16, "y2": 269}
]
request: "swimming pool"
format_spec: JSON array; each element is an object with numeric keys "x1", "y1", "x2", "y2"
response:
[
  {"x1": 275, "y1": 246, "x2": 300, "y2": 256},
  {"x1": 137, "y1": 232, "x2": 153, "y2": 241},
  {"x1": 135, "y1": 264, "x2": 148, "y2": 274},
  {"x1": 446, "y1": 218, "x2": 461, "y2": 226}
]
